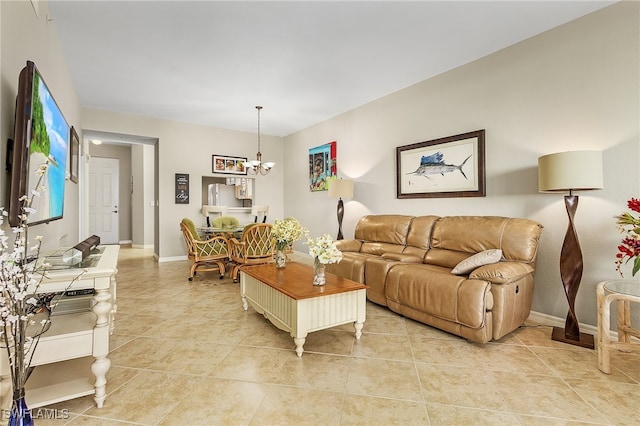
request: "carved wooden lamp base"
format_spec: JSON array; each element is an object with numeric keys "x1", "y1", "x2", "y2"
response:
[
  {"x1": 336, "y1": 197, "x2": 345, "y2": 240},
  {"x1": 328, "y1": 179, "x2": 354, "y2": 241},
  {"x1": 553, "y1": 194, "x2": 594, "y2": 350},
  {"x1": 551, "y1": 326, "x2": 594, "y2": 349}
]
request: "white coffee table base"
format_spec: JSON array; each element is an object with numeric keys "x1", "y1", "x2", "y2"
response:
[{"x1": 241, "y1": 272, "x2": 366, "y2": 356}]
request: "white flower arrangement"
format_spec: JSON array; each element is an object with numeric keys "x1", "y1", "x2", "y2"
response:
[
  {"x1": 0, "y1": 163, "x2": 51, "y2": 409},
  {"x1": 0, "y1": 206, "x2": 48, "y2": 399},
  {"x1": 306, "y1": 234, "x2": 343, "y2": 265},
  {"x1": 272, "y1": 217, "x2": 309, "y2": 251},
  {"x1": 1, "y1": 162, "x2": 84, "y2": 417}
]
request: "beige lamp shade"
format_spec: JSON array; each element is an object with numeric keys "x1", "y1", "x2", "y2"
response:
[
  {"x1": 328, "y1": 178, "x2": 354, "y2": 199},
  {"x1": 538, "y1": 150, "x2": 603, "y2": 192}
]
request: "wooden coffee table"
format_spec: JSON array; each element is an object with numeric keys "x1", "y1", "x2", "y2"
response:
[{"x1": 240, "y1": 262, "x2": 367, "y2": 356}]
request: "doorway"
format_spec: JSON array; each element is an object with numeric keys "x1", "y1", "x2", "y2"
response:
[
  {"x1": 81, "y1": 130, "x2": 158, "y2": 252},
  {"x1": 88, "y1": 157, "x2": 119, "y2": 244}
]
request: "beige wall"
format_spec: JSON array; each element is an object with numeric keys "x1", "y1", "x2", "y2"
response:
[
  {"x1": 283, "y1": 1, "x2": 639, "y2": 327},
  {"x1": 131, "y1": 143, "x2": 155, "y2": 248},
  {"x1": 0, "y1": 0, "x2": 81, "y2": 250}
]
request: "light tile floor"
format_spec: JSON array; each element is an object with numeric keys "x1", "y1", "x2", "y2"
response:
[{"x1": 41, "y1": 246, "x2": 639, "y2": 425}]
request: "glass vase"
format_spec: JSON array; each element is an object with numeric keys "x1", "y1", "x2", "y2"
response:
[
  {"x1": 9, "y1": 389, "x2": 33, "y2": 426},
  {"x1": 313, "y1": 258, "x2": 326, "y2": 286},
  {"x1": 274, "y1": 248, "x2": 286, "y2": 268}
]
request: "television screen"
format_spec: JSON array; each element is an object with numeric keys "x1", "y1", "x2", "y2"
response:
[{"x1": 9, "y1": 61, "x2": 69, "y2": 226}]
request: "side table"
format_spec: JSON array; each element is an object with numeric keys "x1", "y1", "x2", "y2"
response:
[{"x1": 596, "y1": 280, "x2": 640, "y2": 374}]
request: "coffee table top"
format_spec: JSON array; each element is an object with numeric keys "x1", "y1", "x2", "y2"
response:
[{"x1": 241, "y1": 262, "x2": 367, "y2": 300}]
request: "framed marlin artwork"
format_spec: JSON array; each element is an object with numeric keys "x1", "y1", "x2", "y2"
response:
[{"x1": 396, "y1": 130, "x2": 485, "y2": 198}]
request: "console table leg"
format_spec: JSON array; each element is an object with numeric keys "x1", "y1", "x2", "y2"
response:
[
  {"x1": 91, "y1": 356, "x2": 111, "y2": 408},
  {"x1": 293, "y1": 337, "x2": 306, "y2": 357},
  {"x1": 354, "y1": 322, "x2": 364, "y2": 339}
]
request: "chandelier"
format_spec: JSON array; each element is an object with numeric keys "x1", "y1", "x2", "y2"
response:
[{"x1": 244, "y1": 106, "x2": 275, "y2": 175}]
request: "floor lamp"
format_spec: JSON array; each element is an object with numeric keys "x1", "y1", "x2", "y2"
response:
[
  {"x1": 328, "y1": 178, "x2": 354, "y2": 240},
  {"x1": 538, "y1": 150, "x2": 603, "y2": 349}
]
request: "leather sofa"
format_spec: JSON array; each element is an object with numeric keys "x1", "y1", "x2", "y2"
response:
[{"x1": 325, "y1": 215, "x2": 543, "y2": 343}]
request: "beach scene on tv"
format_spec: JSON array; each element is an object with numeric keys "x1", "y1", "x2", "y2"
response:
[{"x1": 27, "y1": 71, "x2": 69, "y2": 225}]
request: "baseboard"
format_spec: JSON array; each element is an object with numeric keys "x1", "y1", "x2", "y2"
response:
[
  {"x1": 527, "y1": 310, "x2": 640, "y2": 342},
  {"x1": 158, "y1": 255, "x2": 187, "y2": 263},
  {"x1": 119, "y1": 239, "x2": 132, "y2": 245},
  {"x1": 527, "y1": 310, "x2": 598, "y2": 336},
  {"x1": 131, "y1": 243, "x2": 154, "y2": 249}
]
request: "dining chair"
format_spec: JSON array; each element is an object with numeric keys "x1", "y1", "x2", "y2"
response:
[
  {"x1": 229, "y1": 223, "x2": 274, "y2": 282},
  {"x1": 180, "y1": 217, "x2": 230, "y2": 280},
  {"x1": 251, "y1": 205, "x2": 269, "y2": 223},
  {"x1": 202, "y1": 205, "x2": 228, "y2": 227}
]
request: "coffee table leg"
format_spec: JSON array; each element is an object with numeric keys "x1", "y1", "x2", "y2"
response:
[
  {"x1": 241, "y1": 295, "x2": 248, "y2": 311},
  {"x1": 354, "y1": 322, "x2": 364, "y2": 339},
  {"x1": 293, "y1": 336, "x2": 306, "y2": 357}
]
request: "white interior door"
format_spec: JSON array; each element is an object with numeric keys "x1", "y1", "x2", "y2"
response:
[{"x1": 88, "y1": 157, "x2": 119, "y2": 244}]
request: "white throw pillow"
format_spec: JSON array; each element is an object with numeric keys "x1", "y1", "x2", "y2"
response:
[{"x1": 452, "y1": 249, "x2": 502, "y2": 275}]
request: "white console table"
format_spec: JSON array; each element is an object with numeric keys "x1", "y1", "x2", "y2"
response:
[{"x1": 0, "y1": 244, "x2": 118, "y2": 409}]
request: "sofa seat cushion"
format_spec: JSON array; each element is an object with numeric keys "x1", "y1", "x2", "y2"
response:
[
  {"x1": 385, "y1": 264, "x2": 493, "y2": 329},
  {"x1": 381, "y1": 252, "x2": 423, "y2": 263},
  {"x1": 361, "y1": 242, "x2": 405, "y2": 256},
  {"x1": 470, "y1": 262, "x2": 535, "y2": 284}
]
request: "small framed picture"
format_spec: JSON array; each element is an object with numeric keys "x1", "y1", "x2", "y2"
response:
[
  {"x1": 175, "y1": 173, "x2": 189, "y2": 204},
  {"x1": 212, "y1": 154, "x2": 248, "y2": 175},
  {"x1": 69, "y1": 126, "x2": 80, "y2": 183}
]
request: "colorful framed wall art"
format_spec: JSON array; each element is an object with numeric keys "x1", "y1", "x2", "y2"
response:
[{"x1": 309, "y1": 141, "x2": 337, "y2": 192}]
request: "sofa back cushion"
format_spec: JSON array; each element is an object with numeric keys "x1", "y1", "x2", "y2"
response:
[
  {"x1": 355, "y1": 215, "x2": 414, "y2": 255},
  {"x1": 403, "y1": 215, "x2": 440, "y2": 258},
  {"x1": 426, "y1": 216, "x2": 543, "y2": 268}
]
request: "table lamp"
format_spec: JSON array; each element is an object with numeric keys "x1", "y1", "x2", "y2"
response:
[
  {"x1": 328, "y1": 178, "x2": 354, "y2": 240},
  {"x1": 538, "y1": 150, "x2": 603, "y2": 349}
]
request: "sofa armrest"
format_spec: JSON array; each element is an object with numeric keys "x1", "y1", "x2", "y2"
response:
[
  {"x1": 335, "y1": 239, "x2": 363, "y2": 252},
  {"x1": 468, "y1": 262, "x2": 534, "y2": 284},
  {"x1": 381, "y1": 253, "x2": 423, "y2": 263}
]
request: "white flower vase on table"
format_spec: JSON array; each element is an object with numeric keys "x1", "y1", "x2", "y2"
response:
[
  {"x1": 272, "y1": 218, "x2": 309, "y2": 269},
  {"x1": 313, "y1": 258, "x2": 326, "y2": 285},
  {"x1": 306, "y1": 234, "x2": 343, "y2": 286},
  {"x1": 274, "y1": 247, "x2": 287, "y2": 269}
]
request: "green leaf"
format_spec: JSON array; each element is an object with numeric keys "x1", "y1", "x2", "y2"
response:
[{"x1": 633, "y1": 256, "x2": 640, "y2": 277}]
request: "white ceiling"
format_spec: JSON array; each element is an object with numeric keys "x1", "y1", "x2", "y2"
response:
[{"x1": 48, "y1": 1, "x2": 616, "y2": 138}]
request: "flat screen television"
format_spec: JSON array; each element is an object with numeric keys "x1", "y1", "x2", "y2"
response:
[{"x1": 9, "y1": 61, "x2": 69, "y2": 227}]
